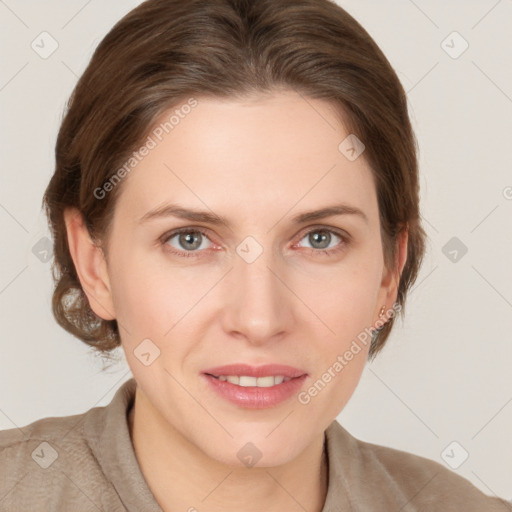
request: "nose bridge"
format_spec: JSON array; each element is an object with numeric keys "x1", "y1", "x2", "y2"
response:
[{"x1": 223, "y1": 238, "x2": 291, "y2": 342}]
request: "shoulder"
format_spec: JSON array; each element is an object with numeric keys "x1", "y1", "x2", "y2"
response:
[
  {"x1": 360, "y1": 440, "x2": 511, "y2": 510},
  {"x1": 0, "y1": 407, "x2": 93, "y2": 471},
  {"x1": 0, "y1": 405, "x2": 121, "y2": 511},
  {"x1": 326, "y1": 421, "x2": 512, "y2": 511}
]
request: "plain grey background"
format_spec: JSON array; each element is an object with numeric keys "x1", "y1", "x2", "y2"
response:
[{"x1": 1, "y1": 0, "x2": 511, "y2": 500}]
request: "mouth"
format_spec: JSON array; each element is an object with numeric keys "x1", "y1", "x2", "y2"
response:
[
  {"x1": 202, "y1": 363, "x2": 306, "y2": 382},
  {"x1": 201, "y1": 363, "x2": 308, "y2": 409},
  {"x1": 205, "y1": 374, "x2": 293, "y2": 387}
]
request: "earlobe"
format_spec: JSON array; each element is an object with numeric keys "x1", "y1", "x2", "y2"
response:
[{"x1": 63, "y1": 207, "x2": 116, "y2": 321}]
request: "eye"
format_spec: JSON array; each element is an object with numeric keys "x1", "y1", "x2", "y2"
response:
[
  {"x1": 294, "y1": 227, "x2": 349, "y2": 256},
  {"x1": 160, "y1": 226, "x2": 350, "y2": 258},
  {"x1": 161, "y1": 228, "x2": 213, "y2": 257}
]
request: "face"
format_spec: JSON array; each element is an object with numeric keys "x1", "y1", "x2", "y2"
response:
[{"x1": 73, "y1": 90, "x2": 403, "y2": 467}]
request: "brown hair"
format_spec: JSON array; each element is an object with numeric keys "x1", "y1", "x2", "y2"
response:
[{"x1": 42, "y1": 0, "x2": 427, "y2": 362}]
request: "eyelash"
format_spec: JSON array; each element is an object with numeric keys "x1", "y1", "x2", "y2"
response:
[{"x1": 160, "y1": 226, "x2": 351, "y2": 259}]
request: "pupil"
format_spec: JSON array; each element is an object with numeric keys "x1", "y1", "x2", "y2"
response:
[
  {"x1": 311, "y1": 230, "x2": 330, "y2": 249},
  {"x1": 180, "y1": 232, "x2": 201, "y2": 250}
]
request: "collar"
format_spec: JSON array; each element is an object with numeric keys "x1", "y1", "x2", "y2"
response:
[{"x1": 85, "y1": 377, "x2": 357, "y2": 511}]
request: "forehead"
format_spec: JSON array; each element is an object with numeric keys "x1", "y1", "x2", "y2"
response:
[{"x1": 114, "y1": 91, "x2": 378, "y2": 229}]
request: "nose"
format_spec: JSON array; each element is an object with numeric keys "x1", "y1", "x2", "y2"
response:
[{"x1": 220, "y1": 244, "x2": 294, "y2": 346}]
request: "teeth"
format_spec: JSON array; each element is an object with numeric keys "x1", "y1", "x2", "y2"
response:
[{"x1": 215, "y1": 375, "x2": 292, "y2": 387}]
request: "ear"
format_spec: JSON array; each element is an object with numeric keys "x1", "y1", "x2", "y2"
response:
[
  {"x1": 375, "y1": 227, "x2": 408, "y2": 322},
  {"x1": 63, "y1": 207, "x2": 116, "y2": 321}
]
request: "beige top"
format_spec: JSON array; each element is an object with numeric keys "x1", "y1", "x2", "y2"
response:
[{"x1": 1, "y1": 377, "x2": 510, "y2": 511}]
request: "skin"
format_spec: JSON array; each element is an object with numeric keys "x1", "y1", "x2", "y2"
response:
[{"x1": 64, "y1": 90, "x2": 408, "y2": 512}]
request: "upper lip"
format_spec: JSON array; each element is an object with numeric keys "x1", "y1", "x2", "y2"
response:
[{"x1": 203, "y1": 364, "x2": 307, "y2": 378}]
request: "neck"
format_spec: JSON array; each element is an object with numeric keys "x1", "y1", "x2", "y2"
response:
[{"x1": 128, "y1": 385, "x2": 329, "y2": 512}]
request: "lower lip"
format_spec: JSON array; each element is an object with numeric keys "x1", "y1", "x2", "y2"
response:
[{"x1": 202, "y1": 374, "x2": 308, "y2": 409}]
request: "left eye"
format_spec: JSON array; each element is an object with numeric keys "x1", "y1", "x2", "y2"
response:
[{"x1": 296, "y1": 229, "x2": 343, "y2": 251}]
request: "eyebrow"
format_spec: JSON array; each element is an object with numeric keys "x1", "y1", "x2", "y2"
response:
[{"x1": 138, "y1": 202, "x2": 369, "y2": 227}]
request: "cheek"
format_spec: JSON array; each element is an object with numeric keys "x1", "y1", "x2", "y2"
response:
[
  {"x1": 305, "y1": 258, "x2": 382, "y2": 335},
  {"x1": 109, "y1": 252, "x2": 215, "y2": 360},
  {"x1": 300, "y1": 339, "x2": 369, "y2": 426},
  {"x1": 107, "y1": 250, "x2": 177, "y2": 338},
  {"x1": 298, "y1": 254, "x2": 380, "y2": 402}
]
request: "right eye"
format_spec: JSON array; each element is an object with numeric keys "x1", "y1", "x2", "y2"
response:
[{"x1": 161, "y1": 228, "x2": 214, "y2": 258}]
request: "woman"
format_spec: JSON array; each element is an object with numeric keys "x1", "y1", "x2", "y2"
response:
[{"x1": 1, "y1": 0, "x2": 510, "y2": 510}]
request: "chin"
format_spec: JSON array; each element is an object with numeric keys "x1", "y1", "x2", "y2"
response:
[{"x1": 202, "y1": 429, "x2": 309, "y2": 469}]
